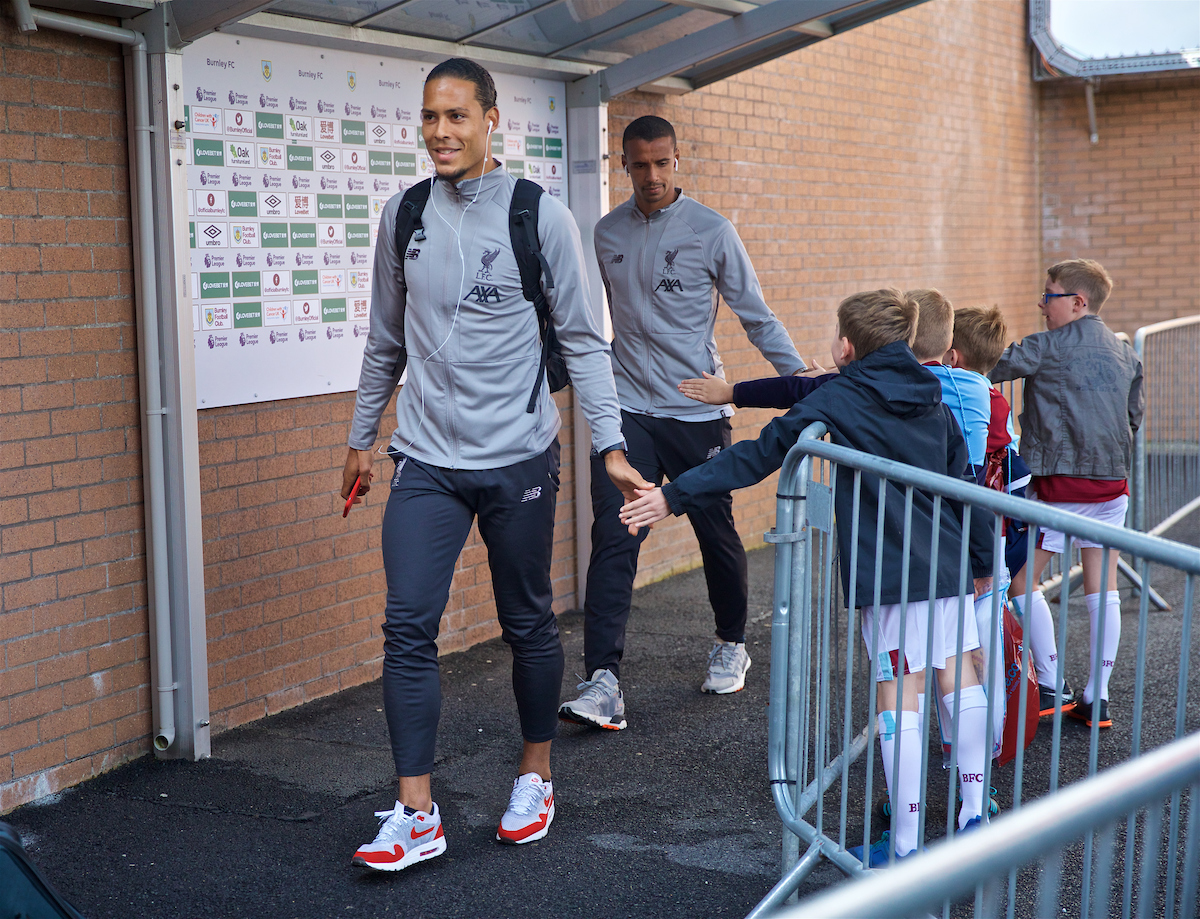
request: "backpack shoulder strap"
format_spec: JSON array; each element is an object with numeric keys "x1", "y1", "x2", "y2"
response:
[
  {"x1": 509, "y1": 178, "x2": 553, "y2": 298},
  {"x1": 393, "y1": 179, "x2": 433, "y2": 284},
  {"x1": 508, "y1": 179, "x2": 558, "y2": 413}
]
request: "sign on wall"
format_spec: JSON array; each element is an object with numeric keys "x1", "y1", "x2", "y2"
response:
[{"x1": 182, "y1": 34, "x2": 568, "y2": 408}]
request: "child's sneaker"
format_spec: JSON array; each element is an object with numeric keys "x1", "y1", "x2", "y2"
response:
[
  {"x1": 1068, "y1": 697, "x2": 1111, "y2": 729},
  {"x1": 1038, "y1": 679, "x2": 1077, "y2": 717},
  {"x1": 701, "y1": 639, "x2": 751, "y2": 694},
  {"x1": 848, "y1": 830, "x2": 914, "y2": 868},
  {"x1": 496, "y1": 773, "x2": 555, "y2": 845},
  {"x1": 352, "y1": 801, "x2": 446, "y2": 871},
  {"x1": 559, "y1": 669, "x2": 627, "y2": 730}
]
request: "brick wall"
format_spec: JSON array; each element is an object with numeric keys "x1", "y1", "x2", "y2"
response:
[
  {"x1": 1040, "y1": 74, "x2": 1199, "y2": 337},
  {"x1": 197, "y1": 392, "x2": 579, "y2": 733},
  {"x1": 0, "y1": 16, "x2": 150, "y2": 812},
  {"x1": 610, "y1": 0, "x2": 1044, "y2": 588}
]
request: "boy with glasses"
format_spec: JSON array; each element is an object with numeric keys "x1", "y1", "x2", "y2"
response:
[{"x1": 990, "y1": 259, "x2": 1144, "y2": 729}]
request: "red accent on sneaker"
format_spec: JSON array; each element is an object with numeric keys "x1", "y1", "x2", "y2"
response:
[
  {"x1": 497, "y1": 811, "x2": 550, "y2": 842},
  {"x1": 355, "y1": 845, "x2": 407, "y2": 865},
  {"x1": 410, "y1": 825, "x2": 435, "y2": 840}
]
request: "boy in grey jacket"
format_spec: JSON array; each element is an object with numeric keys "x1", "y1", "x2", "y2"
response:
[
  {"x1": 559, "y1": 116, "x2": 805, "y2": 731},
  {"x1": 991, "y1": 259, "x2": 1144, "y2": 730}
]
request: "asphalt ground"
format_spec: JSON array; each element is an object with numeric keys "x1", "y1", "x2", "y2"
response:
[{"x1": 6, "y1": 515, "x2": 1198, "y2": 919}]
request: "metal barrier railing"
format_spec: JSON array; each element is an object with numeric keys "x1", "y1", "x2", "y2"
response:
[
  {"x1": 1133, "y1": 315, "x2": 1200, "y2": 538},
  {"x1": 749, "y1": 423, "x2": 1200, "y2": 918},
  {"x1": 779, "y1": 731, "x2": 1200, "y2": 919}
]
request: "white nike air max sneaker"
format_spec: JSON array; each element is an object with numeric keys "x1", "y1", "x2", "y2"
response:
[
  {"x1": 352, "y1": 801, "x2": 446, "y2": 871},
  {"x1": 702, "y1": 639, "x2": 751, "y2": 694},
  {"x1": 496, "y1": 773, "x2": 555, "y2": 845}
]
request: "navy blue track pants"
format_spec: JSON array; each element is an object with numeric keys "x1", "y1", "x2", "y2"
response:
[
  {"x1": 379, "y1": 442, "x2": 564, "y2": 776},
  {"x1": 583, "y1": 411, "x2": 749, "y2": 679}
]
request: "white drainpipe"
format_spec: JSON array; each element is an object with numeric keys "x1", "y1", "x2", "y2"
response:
[{"x1": 13, "y1": 0, "x2": 176, "y2": 751}]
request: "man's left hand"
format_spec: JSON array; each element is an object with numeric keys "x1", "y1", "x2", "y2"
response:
[{"x1": 973, "y1": 576, "x2": 994, "y2": 599}]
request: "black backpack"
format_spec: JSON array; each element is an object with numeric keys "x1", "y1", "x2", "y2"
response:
[{"x1": 394, "y1": 177, "x2": 569, "y2": 413}]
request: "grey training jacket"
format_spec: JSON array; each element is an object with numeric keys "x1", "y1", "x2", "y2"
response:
[
  {"x1": 595, "y1": 192, "x2": 804, "y2": 420},
  {"x1": 990, "y1": 314, "x2": 1144, "y2": 479},
  {"x1": 348, "y1": 166, "x2": 624, "y2": 469}
]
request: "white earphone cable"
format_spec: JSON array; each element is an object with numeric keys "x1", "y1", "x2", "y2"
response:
[{"x1": 396, "y1": 121, "x2": 499, "y2": 455}]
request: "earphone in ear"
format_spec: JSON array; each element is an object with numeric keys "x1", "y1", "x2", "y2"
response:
[{"x1": 674, "y1": 157, "x2": 679, "y2": 168}]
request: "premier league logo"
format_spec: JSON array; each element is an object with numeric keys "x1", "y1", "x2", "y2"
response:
[
  {"x1": 204, "y1": 254, "x2": 212, "y2": 268},
  {"x1": 228, "y1": 90, "x2": 236, "y2": 105},
  {"x1": 326, "y1": 327, "x2": 333, "y2": 340},
  {"x1": 207, "y1": 335, "x2": 215, "y2": 349},
  {"x1": 261, "y1": 61, "x2": 272, "y2": 82},
  {"x1": 239, "y1": 333, "x2": 247, "y2": 347}
]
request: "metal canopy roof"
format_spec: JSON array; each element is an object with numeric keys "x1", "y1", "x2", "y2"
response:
[{"x1": 165, "y1": 0, "x2": 928, "y2": 102}]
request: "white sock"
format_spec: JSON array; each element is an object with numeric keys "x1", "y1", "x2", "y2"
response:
[
  {"x1": 1081, "y1": 591, "x2": 1121, "y2": 704},
  {"x1": 1014, "y1": 590, "x2": 1060, "y2": 688},
  {"x1": 944, "y1": 685, "x2": 989, "y2": 829},
  {"x1": 878, "y1": 710, "x2": 921, "y2": 856}
]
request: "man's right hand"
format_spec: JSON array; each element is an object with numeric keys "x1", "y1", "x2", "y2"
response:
[{"x1": 341, "y1": 447, "x2": 376, "y2": 507}]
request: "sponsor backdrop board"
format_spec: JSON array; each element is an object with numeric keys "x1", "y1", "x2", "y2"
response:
[{"x1": 182, "y1": 33, "x2": 568, "y2": 408}]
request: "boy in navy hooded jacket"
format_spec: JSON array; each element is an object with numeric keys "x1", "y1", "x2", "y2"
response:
[{"x1": 620, "y1": 289, "x2": 995, "y2": 864}]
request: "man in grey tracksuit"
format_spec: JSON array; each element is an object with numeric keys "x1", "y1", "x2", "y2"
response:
[
  {"x1": 559, "y1": 116, "x2": 805, "y2": 731},
  {"x1": 342, "y1": 60, "x2": 649, "y2": 871}
]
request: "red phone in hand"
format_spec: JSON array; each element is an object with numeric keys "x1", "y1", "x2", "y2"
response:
[{"x1": 343, "y1": 475, "x2": 362, "y2": 517}]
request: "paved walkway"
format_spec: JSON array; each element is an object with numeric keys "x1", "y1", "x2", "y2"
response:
[{"x1": 7, "y1": 516, "x2": 1198, "y2": 918}]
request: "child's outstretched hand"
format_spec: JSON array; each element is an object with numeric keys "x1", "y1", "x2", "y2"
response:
[
  {"x1": 678, "y1": 372, "x2": 733, "y2": 405},
  {"x1": 619, "y1": 486, "x2": 670, "y2": 533}
]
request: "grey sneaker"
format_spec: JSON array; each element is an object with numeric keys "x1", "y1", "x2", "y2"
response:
[
  {"x1": 702, "y1": 639, "x2": 751, "y2": 694},
  {"x1": 558, "y1": 669, "x2": 627, "y2": 730}
]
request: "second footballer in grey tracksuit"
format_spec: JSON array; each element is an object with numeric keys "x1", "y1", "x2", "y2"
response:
[{"x1": 559, "y1": 117, "x2": 805, "y2": 730}]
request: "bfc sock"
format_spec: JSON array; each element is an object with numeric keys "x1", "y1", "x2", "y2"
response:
[
  {"x1": 1081, "y1": 591, "x2": 1121, "y2": 704},
  {"x1": 1014, "y1": 590, "x2": 1060, "y2": 688},
  {"x1": 878, "y1": 710, "x2": 921, "y2": 856},
  {"x1": 944, "y1": 685, "x2": 989, "y2": 830}
]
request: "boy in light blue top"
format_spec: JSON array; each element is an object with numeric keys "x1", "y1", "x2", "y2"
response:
[{"x1": 908, "y1": 289, "x2": 991, "y2": 477}]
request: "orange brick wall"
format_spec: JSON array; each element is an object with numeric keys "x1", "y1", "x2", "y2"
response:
[
  {"x1": 611, "y1": 0, "x2": 1044, "y2": 587},
  {"x1": 197, "y1": 392, "x2": 579, "y2": 733},
  {"x1": 0, "y1": 16, "x2": 152, "y2": 811},
  {"x1": 1039, "y1": 74, "x2": 1199, "y2": 337}
]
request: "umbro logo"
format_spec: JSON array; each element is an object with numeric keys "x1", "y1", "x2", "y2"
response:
[
  {"x1": 610, "y1": 254, "x2": 624, "y2": 263},
  {"x1": 405, "y1": 248, "x2": 420, "y2": 260},
  {"x1": 521, "y1": 486, "x2": 542, "y2": 503}
]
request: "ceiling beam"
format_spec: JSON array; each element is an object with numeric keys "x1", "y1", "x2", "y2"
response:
[
  {"x1": 165, "y1": 0, "x2": 281, "y2": 43},
  {"x1": 662, "y1": 0, "x2": 833, "y2": 38},
  {"x1": 570, "y1": 0, "x2": 874, "y2": 103},
  {"x1": 221, "y1": 11, "x2": 602, "y2": 83},
  {"x1": 460, "y1": 0, "x2": 568, "y2": 46},
  {"x1": 352, "y1": 0, "x2": 421, "y2": 30}
]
